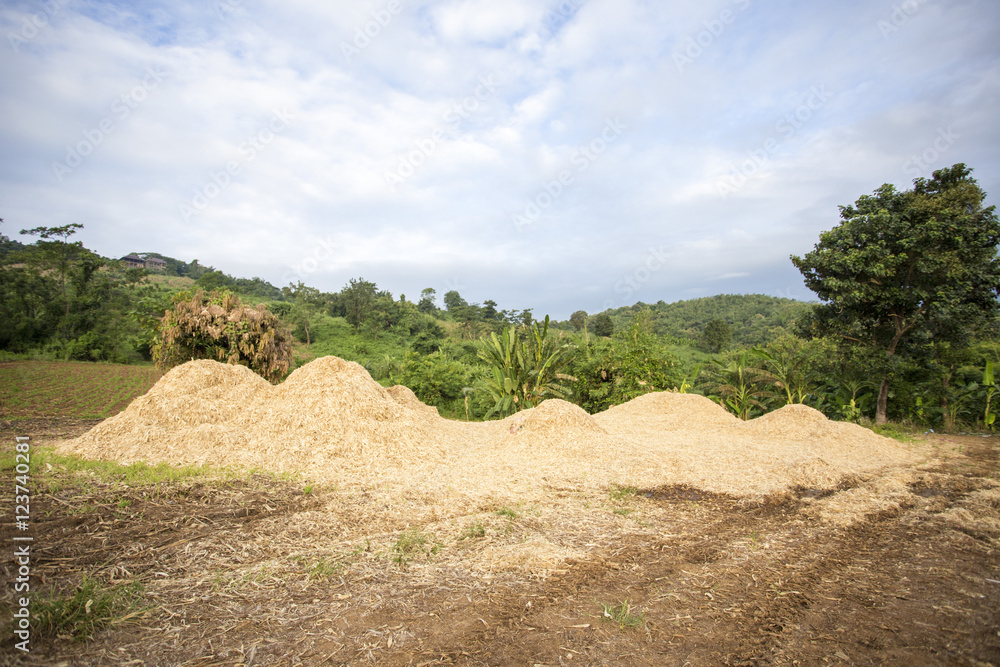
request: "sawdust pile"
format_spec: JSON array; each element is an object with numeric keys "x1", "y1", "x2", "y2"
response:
[
  {"x1": 60, "y1": 356, "x2": 920, "y2": 499},
  {"x1": 386, "y1": 385, "x2": 441, "y2": 419}
]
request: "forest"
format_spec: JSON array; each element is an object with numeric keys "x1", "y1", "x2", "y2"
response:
[{"x1": 3, "y1": 165, "x2": 998, "y2": 430}]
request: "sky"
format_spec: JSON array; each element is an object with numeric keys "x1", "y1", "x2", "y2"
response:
[{"x1": 1, "y1": 0, "x2": 998, "y2": 320}]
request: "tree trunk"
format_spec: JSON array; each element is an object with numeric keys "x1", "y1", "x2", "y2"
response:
[
  {"x1": 941, "y1": 372, "x2": 954, "y2": 431},
  {"x1": 876, "y1": 378, "x2": 890, "y2": 424}
]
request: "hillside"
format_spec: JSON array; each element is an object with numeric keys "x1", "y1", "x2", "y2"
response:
[{"x1": 607, "y1": 294, "x2": 813, "y2": 347}]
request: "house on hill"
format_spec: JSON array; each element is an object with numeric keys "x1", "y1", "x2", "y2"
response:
[
  {"x1": 144, "y1": 256, "x2": 167, "y2": 271},
  {"x1": 121, "y1": 254, "x2": 145, "y2": 269},
  {"x1": 120, "y1": 254, "x2": 167, "y2": 271}
]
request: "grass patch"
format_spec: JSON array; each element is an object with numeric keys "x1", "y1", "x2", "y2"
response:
[
  {"x1": 868, "y1": 422, "x2": 919, "y2": 443},
  {"x1": 459, "y1": 520, "x2": 486, "y2": 540},
  {"x1": 30, "y1": 576, "x2": 147, "y2": 642},
  {"x1": 392, "y1": 529, "x2": 439, "y2": 565},
  {"x1": 609, "y1": 484, "x2": 638, "y2": 501},
  {"x1": 495, "y1": 506, "x2": 519, "y2": 520},
  {"x1": 599, "y1": 599, "x2": 646, "y2": 630},
  {"x1": 35, "y1": 448, "x2": 223, "y2": 489}
]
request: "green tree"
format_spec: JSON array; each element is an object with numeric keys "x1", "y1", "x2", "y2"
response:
[
  {"x1": 341, "y1": 277, "x2": 378, "y2": 333},
  {"x1": 282, "y1": 281, "x2": 322, "y2": 344},
  {"x1": 606, "y1": 309, "x2": 681, "y2": 405},
  {"x1": 417, "y1": 288, "x2": 437, "y2": 314},
  {"x1": 791, "y1": 164, "x2": 1000, "y2": 423},
  {"x1": 701, "y1": 319, "x2": 732, "y2": 353},
  {"x1": 18, "y1": 223, "x2": 85, "y2": 325},
  {"x1": 399, "y1": 351, "x2": 470, "y2": 406},
  {"x1": 571, "y1": 309, "x2": 680, "y2": 413},
  {"x1": 591, "y1": 313, "x2": 614, "y2": 337},
  {"x1": 195, "y1": 270, "x2": 234, "y2": 292},
  {"x1": 153, "y1": 290, "x2": 293, "y2": 382},
  {"x1": 569, "y1": 310, "x2": 587, "y2": 332}
]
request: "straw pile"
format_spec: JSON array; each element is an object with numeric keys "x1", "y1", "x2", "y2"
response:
[
  {"x1": 386, "y1": 385, "x2": 441, "y2": 418},
  {"x1": 59, "y1": 357, "x2": 921, "y2": 500}
]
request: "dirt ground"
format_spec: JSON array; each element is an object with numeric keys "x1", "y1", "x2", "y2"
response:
[{"x1": 2, "y1": 419, "x2": 999, "y2": 666}]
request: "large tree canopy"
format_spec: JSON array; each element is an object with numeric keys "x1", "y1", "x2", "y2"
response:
[{"x1": 791, "y1": 164, "x2": 1000, "y2": 423}]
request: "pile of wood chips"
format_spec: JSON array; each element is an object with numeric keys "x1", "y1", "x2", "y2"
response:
[{"x1": 60, "y1": 357, "x2": 920, "y2": 503}]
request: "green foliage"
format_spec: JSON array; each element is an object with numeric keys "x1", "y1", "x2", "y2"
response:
[
  {"x1": 399, "y1": 351, "x2": 470, "y2": 406},
  {"x1": 195, "y1": 270, "x2": 235, "y2": 292},
  {"x1": 701, "y1": 319, "x2": 732, "y2": 353},
  {"x1": 477, "y1": 316, "x2": 576, "y2": 418},
  {"x1": 983, "y1": 360, "x2": 997, "y2": 428},
  {"x1": 340, "y1": 277, "x2": 378, "y2": 334},
  {"x1": 599, "y1": 600, "x2": 646, "y2": 630},
  {"x1": 459, "y1": 520, "x2": 486, "y2": 540},
  {"x1": 392, "y1": 529, "x2": 439, "y2": 565},
  {"x1": 591, "y1": 312, "x2": 614, "y2": 337},
  {"x1": 606, "y1": 295, "x2": 810, "y2": 348},
  {"x1": 417, "y1": 287, "x2": 438, "y2": 314},
  {"x1": 792, "y1": 164, "x2": 1000, "y2": 423},
  {"x1": 701, "y1": 349, "x2": 778, "y2": 420},
  {"x1": 572, "y1": 310, "x2": 682, "y2": 413},
  {"x1": 152, "y1": 290, "x2": 293, "y2": 382},
  {"x1": 30, "y1": 576, "x2": 147, "y2": 642},
  {"x1": 282, "y1": 281, "x2": 323, "y2": 344},
  {"x1": 569, "y1": 310, "x2": 588, "y2": 332}
]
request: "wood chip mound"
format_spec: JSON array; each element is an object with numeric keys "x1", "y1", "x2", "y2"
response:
[
  {"x1": 386, "y1": 385, "x2": 441, "y2": 418},
  {"x1": 58, "y1": 356, "x2": 922, "y2": 500}
]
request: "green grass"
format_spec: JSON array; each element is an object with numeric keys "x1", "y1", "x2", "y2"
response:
[
  {"x1": 0, "y1": 360, "x2": 162, "y2": 419},
  {"x1": 609, "y1": 484, "x2": 638, "y2": 501},
  {"x1": 30, "y1": 576, "x2": 147, "y2": 642},
  {"x1": 31, "y1": 448, "x2": 224, "y2": 490},
  {"x1": 599, "y1": 600, "x2": 646, "y2": 630},
  {"x1": 392, "y1": 528, "x2": 439, "y2": 565},
  {"x1": 494, "y1": 506, "x2": 519, "y2": 520},
  {"x1": 459, "y1": 520, "x2": 486, "y2": 540},
  {"x1": 304, "y1": 315, "x2": 411, "y2": 367},
  {"x1": 868, "y1": 422, "x2": 920, "y2": 443}
]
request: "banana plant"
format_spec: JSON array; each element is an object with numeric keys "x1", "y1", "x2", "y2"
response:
[{"x1": 477, "y1": 315, "x2": 575, "y2": 419}]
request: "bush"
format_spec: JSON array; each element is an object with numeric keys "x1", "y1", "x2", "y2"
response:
[{"x1": 152, "y1": 290, "x2": 293, "y2": 382}]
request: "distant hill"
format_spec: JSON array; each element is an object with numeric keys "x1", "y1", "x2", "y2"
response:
[{"x1": 607, "y1": 294, "x2": 814, "y2": 348}]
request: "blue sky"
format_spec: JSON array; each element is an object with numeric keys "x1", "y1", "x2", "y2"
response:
[{"x1": 2, "y1": 0, "x2": 998, "y2": 319}]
